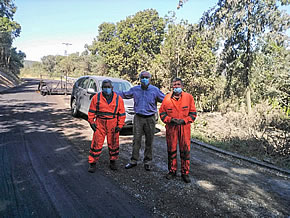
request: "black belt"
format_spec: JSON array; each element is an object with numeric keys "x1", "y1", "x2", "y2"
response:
[{"x1": 136, "y1": 113, "x2": 155, "y2": 118}]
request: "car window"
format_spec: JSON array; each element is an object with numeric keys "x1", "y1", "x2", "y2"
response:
[
  {"x1": 80, "y1": 78, "x2": 90, "y2": 89},
  {"x1": 98, "y1": 81, "x2": 132, "y2": 92},
  {"x1": 75, "y1": 78, "x2": 84, "y2": 87},
  {"x1": 88, "y1": 79, "x2": 97, "y2": 92}
]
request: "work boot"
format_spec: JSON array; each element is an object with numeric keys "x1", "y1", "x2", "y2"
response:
[
  {"x1": 88, "y1": 163, "x2": 96, "y2": 173},
  {"x1": 165, "y1": 172, "x2": 176, "y2": 180},
  {"x1": 181, "y1": 174, "x2": 191, "y2": 183},
  {"x1": 125, "y1": 162, "x2": 137, "y2": 169},
  {"x1": 144, "y1": 164, "x2": 151, "y2": 171},
  {"x1": 110, "y1": 160, "x2": 117, "y2": 171}
]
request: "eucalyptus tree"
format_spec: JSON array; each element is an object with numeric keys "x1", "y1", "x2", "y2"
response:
[
  {"x1": 8, "y1": 47, "x2": 25, "y2": 74},
  {"x1": 55, "y1": 53, "x2": 79, "y2": 78},
  {"x1": 199, "y1": 0, "x2": 290, "y2": 113},
  {"x1": 41, "y1": 55, "x2": 57, "y2": 74},
  {"x1": 153, "y1": 12, "x2": 218, "y2": 111},
  {"x1": 253, "y1": 39, "x2": 290, "y2": 114},
  {"x1": 88, "y1": 9, "x2": 165, "y2": 82},
  {"x1": 0, "y1": 0, "x2": 23, "y2": 74}
]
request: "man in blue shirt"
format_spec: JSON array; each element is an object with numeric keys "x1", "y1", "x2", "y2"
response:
[{"x1": 119, "y1": 71, "x2": 165, "y2": 171}]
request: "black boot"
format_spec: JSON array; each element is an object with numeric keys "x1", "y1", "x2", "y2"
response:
[
  {"x1": 88, "y1": 163, "x2": 96, "y2": 173},
  {"x1": 110, "y1": 160, "x2": 117, "y2": 171},
  {"x1": 181, "y1": 174, "x2": 191, "y2": 183}
]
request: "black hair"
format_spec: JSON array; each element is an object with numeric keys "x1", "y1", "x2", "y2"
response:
[
  {"x1": 102, "y1": 79, "x2": 113, "y2": 87},
  {"x1": 171, "y1": 77, "x2": 183, "y2": 85}
]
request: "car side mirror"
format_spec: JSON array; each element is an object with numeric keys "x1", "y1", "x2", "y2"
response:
[{"x1": 87, "y1": 88, "x2": 96, "y2": 94}]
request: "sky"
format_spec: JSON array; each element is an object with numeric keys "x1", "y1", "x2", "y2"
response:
[
  {"x1": 13, "y1": 0, "x2": 220, "y2": 61},
  {"x1": 13, "y1": 0, "x2": 289, "y2": 62}
]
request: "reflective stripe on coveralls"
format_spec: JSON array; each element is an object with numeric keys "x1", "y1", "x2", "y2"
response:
[
  {"x1": 88, "y1": 92, "x2": 126, "y2": 163},
  {"x1": 159, "y1": 91, "x2": 197, "y2": 175}
]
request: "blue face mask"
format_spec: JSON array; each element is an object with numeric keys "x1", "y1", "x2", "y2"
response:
[
  {"x1": 173, "y1": 87, "x2": 182, "y2": 94},
  {"x1": 140, "y1": 78, "x2": 149, "y2": 86},
  {"x1": 102, "y1": 88, "x2": 112, "y2": 95}
]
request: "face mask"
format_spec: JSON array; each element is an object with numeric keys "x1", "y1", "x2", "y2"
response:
[
  {"x1": 140, "y1": 78, "x2": 149, "y2": 86},
  {"x1": 102, "y1": 88, "x2": 112, "y2": 95},
  {"x1": 173, "y1": 87, "x2": 182, "y2": 94}
]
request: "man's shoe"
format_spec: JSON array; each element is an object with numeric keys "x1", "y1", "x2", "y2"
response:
[
  {"x1": 144, "y1": 164, "x2": 151, "y2": 171},
  {"x1": 166, "y1": 172, "x2": 176, "y2": 180},
  {"x1": 110, "y1": 160, "x2": 117, "y2": 171},
  {"x1": 88, "y1": 163, "x2": 96, "y2": 173},
  {"x1": 125, "y1": 163, "x2": 137, "y2": 169},
  {"x1": 181, "y1": 174, "x2": 191, "y2": 183}
]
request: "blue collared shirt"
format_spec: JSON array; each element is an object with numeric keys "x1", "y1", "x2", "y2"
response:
[{"x1": 118, "y1": 85, "x2": 165, "y2": 115}]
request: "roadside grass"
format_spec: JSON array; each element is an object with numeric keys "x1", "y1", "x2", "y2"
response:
[
  {"x1": 158, "y1": 109, "x2": 289, "y2": 170},
  {"x1": 191, "y1": 120, "x2": 290, "y2": 170}
]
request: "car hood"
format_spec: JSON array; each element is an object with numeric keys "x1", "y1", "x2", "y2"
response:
[{"x1": 123, "y1": 98, "x2": 134, "y2": 107}]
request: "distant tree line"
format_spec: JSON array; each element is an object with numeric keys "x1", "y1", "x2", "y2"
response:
[
  {"x1": 22, "y1": 1, "x2": 289, "y2": 115},
  {"x1": 0, "y1": 0, "x2": 25, "y2": 78}
]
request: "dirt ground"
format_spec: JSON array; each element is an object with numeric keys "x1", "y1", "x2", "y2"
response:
[
  {"x1": 54, "y1": 94, "x2": 290, "y2": 217},
  {"x1": 1, "y1": 78, "x2": 289, "y2": 217}
]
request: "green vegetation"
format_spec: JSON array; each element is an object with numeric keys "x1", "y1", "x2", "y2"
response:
[
  {"x1": 0, "y1": 0, "x2": 25, "y2": 79},
  {"x1": 15, "y1": 1, "x2": 290, "y2": 169}
]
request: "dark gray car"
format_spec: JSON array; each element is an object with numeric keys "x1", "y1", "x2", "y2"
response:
[{"x1": 70, "y1": 75, "x2": 135, "y2": 128}]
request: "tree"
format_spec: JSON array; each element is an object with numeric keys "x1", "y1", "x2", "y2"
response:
[
  {"x1": 253, "y1": 39, "x2": 290, "y2": 114},
  {"x1": 56, "y1": 53, "x2": 79, "y2": 78},
  {"x1": 88, "y1": 9, "x2": 165, "y2": 82},
  {"x1": 200, "y1": 0, "x2": 290, "y2": 114},
  {"x1": 152, "y1": 13, "x2": 218, "y2": 111},
  {"x1": 177, "y1": 0, "x2": 188, "y2": 9},
  {"x1": 41, "y1": 55, "x2": 57, "y2": 74},
  {"x1": 0, "y1": 0, "x2": 24, "y2": 75},
  {"x1": 8, "y1": 47, "x2": 25, "y2": 74}
]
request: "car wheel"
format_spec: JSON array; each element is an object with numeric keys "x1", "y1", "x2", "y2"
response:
[{"x1": 71, "y1": 98, "x2": 80, "y2": 117}]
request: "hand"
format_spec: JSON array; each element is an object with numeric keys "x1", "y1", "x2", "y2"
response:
[
  {"x1": 170, "y1": 118, "x2": 185, "y2": 125},
  {"x1": 170, "y1": 118, "x2": 179, "y2": 125},
  {"x1": 115, "y1": 127, "x2": 121, "y2": 133},
  {"x1": 176, "y1": 119, "x2": 185, "y2": 125},
  {"x1": 90, "y1": 123, "x2": 97, "y2": 132}
]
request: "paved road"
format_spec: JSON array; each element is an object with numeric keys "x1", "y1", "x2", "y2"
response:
[
  {"x1": 1, "y1": 78, "x2": 290, "y2": 217},
  {"x1": 0, "y1": 79, "x2": 152, "y2": 217}
]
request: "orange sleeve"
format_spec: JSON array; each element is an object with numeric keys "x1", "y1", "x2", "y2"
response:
[
  {"x1": 159, "y1": 95, "x2": 173, "y2": 124},
  {"x1": 117, "y1": 95, "x2": 126, "y2": 128},
  {"x1": 88, "y1": 93, "x2": 98, "y2": 124},
  {"x1": 183, "y1": 94, "x2": 197, "y2": 124}
]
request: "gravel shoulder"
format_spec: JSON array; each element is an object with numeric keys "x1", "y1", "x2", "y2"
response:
[
  {"x1": 1, "y1": 78, "x2": 289, "y2": 217},
  {"x1": 56, "y1": 93, "x2": 290, "y2": 217}
]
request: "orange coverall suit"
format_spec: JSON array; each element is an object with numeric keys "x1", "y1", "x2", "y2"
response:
[
  {"x1": 159, "y1": 92, "x2": 197, "y2": 175},
  {"x1": 88, "y1": 92, "x2": 126, "y2": 164}
]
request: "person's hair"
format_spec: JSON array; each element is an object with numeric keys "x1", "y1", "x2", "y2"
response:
[
  {"x1": 171, "y1": 77, "x2": 183, "y2": 85},
  {"x1": 139, "y1": 71, "x2": 151, "y2": 79},
  {"x1": 102, "y1": 79, "x2": 113, "y2": 87}
]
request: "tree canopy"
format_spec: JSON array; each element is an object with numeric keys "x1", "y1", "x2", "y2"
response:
[
  {"x1": 22, "y1": 2, "x2": 289, "y2": 115},
  {"x1": 0, "y1": 0, "x2": 25, "y2": 76},
  {"x1": 87, "y1": 9, "x2": 165, "y2": 81},
  {"x1": 199, "y1": 0, "x2": 290, "y2": 113}
]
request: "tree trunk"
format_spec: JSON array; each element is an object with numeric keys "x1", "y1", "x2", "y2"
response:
[{"x1": 246, "y1": 86, "x2": 251, "y2": 114}]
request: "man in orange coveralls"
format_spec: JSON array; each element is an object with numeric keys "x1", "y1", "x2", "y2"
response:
[
  {"x1": 159, "y1": 78, "x2": 197, "y2": 183},
  {"x1": 87, "y1": 79, "x2": 126, "y2": 173}
]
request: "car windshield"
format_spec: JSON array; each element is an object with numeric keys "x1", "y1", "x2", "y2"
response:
[{"x1": 98, "y1": 81, "x2": 132, "y2": 92}]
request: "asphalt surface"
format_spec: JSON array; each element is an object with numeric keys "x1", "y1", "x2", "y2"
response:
[
  {"x1": 1, "y1": 78, "x2": 290, "y2": 217},
  {"x1": 0, "y1": 79, "x2": 152, "y2": 217}
]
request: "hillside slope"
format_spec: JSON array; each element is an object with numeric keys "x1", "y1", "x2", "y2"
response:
[{"x1": 0, "y1": 71, "x2": 21, "y2": 92}]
